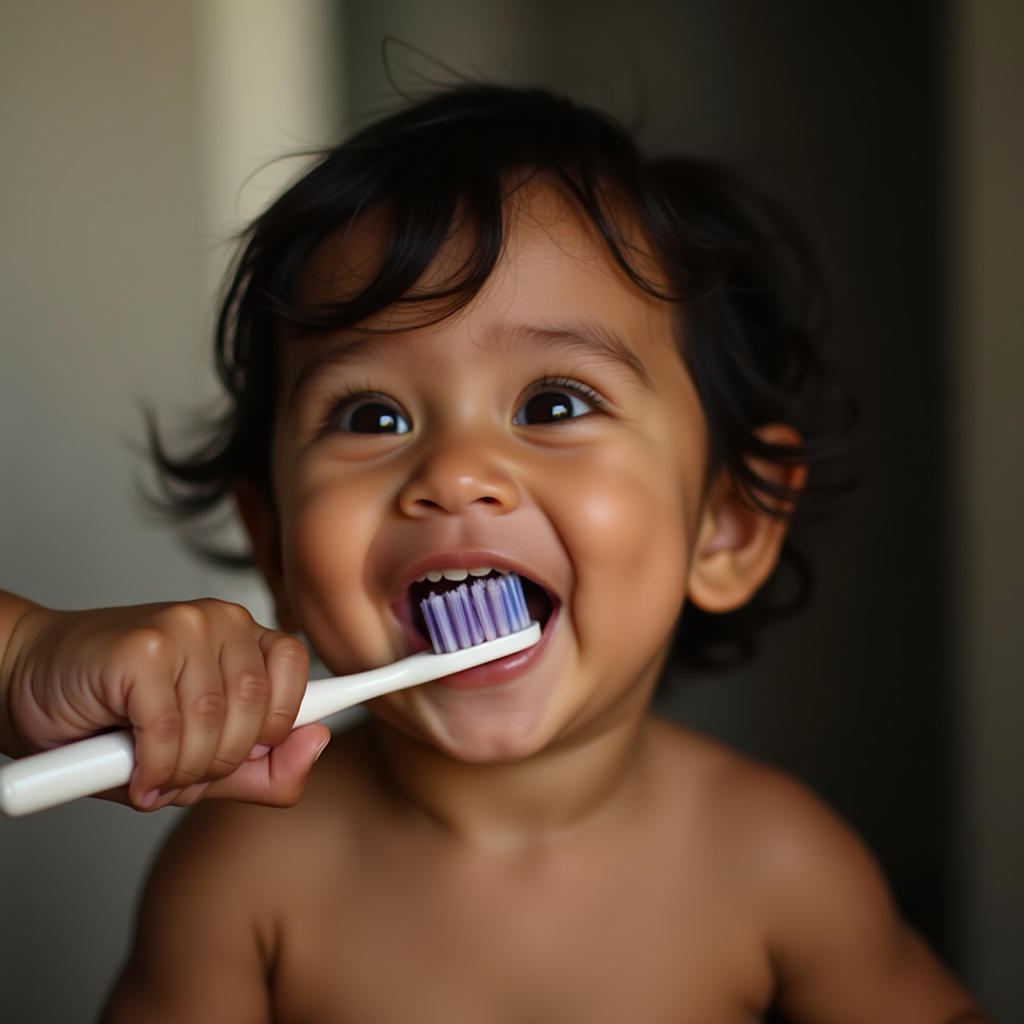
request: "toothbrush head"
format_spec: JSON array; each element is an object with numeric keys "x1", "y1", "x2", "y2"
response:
[{"x1": 420, "y1": 573, "x2": 532, "y2": 654}]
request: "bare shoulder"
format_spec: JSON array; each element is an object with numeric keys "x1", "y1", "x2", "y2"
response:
[
  {"x1": 645, "y1": 716, "x2": 985, "y2": 1024},
  {"x1": 647, "y1": 715, "x2": 897, "y2": 899},
  {"x1": 649, "y1": 716, "x2": 870, "y2": 870},
  {"x1": 103, "y1": 724, "x2": 379, "y2": 1023}
]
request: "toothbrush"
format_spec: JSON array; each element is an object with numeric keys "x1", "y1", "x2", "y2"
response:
[{"x1": 0, "y1": 574, "x2": 540, "y2": 817}]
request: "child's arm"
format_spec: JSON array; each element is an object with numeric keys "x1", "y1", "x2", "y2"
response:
[
  {"x1": 735, "y1": 768, "x2": 988, "y2": 1024},
  {"x1": 0, "y1": 589, "x2": 329, "y2": 810}
]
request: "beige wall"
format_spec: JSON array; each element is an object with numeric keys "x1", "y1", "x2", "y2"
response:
[{"x1": 0, "y1": 3, "x2": 338, "y2": 1020}]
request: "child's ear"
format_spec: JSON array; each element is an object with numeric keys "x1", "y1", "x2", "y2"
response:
[
  {"x1": 233, "y1": 482, "x2": 299, "y2": 633},
  {"x1": 686, "y1": 425, "x2": 807, "y2": 614}
]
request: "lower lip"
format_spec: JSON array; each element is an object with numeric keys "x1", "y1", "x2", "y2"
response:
[{"x1": 431, "y1": 606, "x2": 558, "y2": 689}]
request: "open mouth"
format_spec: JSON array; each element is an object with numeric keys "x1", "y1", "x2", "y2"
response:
[{"x1": 406, "y1": 569, "x2": 554, "y2": 647}]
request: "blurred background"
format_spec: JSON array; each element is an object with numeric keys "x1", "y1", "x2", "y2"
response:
[{"x1": 0, "y1": 1, "x2": 1021, "y2": 1021}]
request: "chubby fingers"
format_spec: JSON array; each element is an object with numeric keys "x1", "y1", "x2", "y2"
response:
[
  {"x1": 254, "y1": 630, "x2": 310, "y2": 745},
  {"x1": 123, "y1": 603, "x2": 310, "y2": 808},
  {"x1": 117, "y1": 619, "x2": 199, "y2": 808},
  {"x1": 191, "y1": 628, "x2": 308, "y2": 784},
  {"x1": 172, "y1": 724, "x2": 331, "y2": 809}
]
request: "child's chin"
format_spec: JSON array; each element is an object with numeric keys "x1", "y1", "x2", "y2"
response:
[
  {"x1": 432, "y1": 720, "x2": 555, "y2": 765},
  {"x1": 413, "y1": 694, "x2": 560, "y2": 764}
]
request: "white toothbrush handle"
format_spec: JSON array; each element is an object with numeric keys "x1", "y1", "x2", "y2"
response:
[{"x1": 0, "y1": 623, "x2": 540, "y2": 818}]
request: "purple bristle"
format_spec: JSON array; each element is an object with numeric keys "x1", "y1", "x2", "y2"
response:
[
  {"x1": 501, "y1": 573, "x2": 529, "y2": 630},
  {"x1": 462, "y1": 589, "x2": 486, "y2": 645},
  {"x1": 504, "y1": 575, "x2": 528, "y2": 630},
  {"x1": 501, "y1": 582, "x2": 518, "y2": 631},
  {"x1": 486, "y1": 578, "x2": 511, "y2": 636},
  {"x1": 424, "y1": 591, "x2": 458, "y2": 653},
  {"x1": 420, "y1": 573, "x2": 530, "y2": 654},
  {"x1": 470, "y1": 580, "x2": 497, "y2": 641},
  {"x1": 444, "y1": 586, "x2": 484, "y2": 649},
  {"x1": 422, "y1": 596, "x2": 443, "y2": 652}
]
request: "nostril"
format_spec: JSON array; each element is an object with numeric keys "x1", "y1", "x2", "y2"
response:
[{"x1": 398, "y1": 455, "x2": 520, "y2": 517}]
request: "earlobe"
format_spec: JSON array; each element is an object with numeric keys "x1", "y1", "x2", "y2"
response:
[
  {"x1": 233, "y1": 482, "x2": 299, "y2": 632},
  {"x1": 686, "y1": 425, "x2": 807, "y2": 614}
]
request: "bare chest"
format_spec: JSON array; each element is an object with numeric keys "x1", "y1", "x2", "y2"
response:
[{"x1": 268, "y1": 839, "x2": 772, "y2": 1024}]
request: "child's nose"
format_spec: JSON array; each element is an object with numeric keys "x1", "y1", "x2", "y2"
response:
[{"x1": 398, "y1": 439, "x2": 520, "y2": 517}]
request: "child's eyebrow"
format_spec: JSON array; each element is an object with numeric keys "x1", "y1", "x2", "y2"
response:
[
  {"x1": 285, "y1": 317, "x2": 656, "y2": 412},
  {"x1": 505, "y1": 320, "x2": 655, "y2": 391},
  {"x1": 285, "y1": 334, "x2": 385, "y2": 412}
]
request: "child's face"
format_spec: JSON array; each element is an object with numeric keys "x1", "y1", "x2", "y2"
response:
[{"x1": 262, "y1": 184, "x2": 712, "y2": 762}]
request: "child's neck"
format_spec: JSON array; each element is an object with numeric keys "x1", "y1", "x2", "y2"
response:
[{"x1": 369, "y1": 703, "x2": 655, "y2": 850}]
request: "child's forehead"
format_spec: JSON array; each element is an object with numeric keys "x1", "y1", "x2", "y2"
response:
[
  {"x1": 281, "y1": 185, "x2": 688, "y2": 414},
  {"x1": 298, "y1": 203, "x2": 395, "y2": 309},
  {"x1": 296, "y1": 179, "x2": 671, "y2": 328},
  {"x1": 278, "y1": 189, "x2": 690, "y2": 425}
]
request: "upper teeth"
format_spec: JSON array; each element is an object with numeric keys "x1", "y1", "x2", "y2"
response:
[{"x1": 415, "y1": 566, "x2": 508, "y2": 583}]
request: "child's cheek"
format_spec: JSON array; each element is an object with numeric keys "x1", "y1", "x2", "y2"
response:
[
  {"x1": 278, "y1": 461, "x2": 399, "y2": 674},
  {"x1": 545, "y1": 435, "x2": 696, "y2": 677}
]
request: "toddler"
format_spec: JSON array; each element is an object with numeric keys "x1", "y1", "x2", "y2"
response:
[{"x1": 0, "y1": 85, "x2": 986, "y2": 1023}]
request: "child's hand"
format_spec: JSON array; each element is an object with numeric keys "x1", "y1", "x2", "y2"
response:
[{"x1": 0, "y1": 592, "x2": 330, "y2": 811}]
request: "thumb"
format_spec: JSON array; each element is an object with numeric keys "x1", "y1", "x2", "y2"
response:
[{"x1": 203, "y1": 724, "x2": 331, "y2": 807}]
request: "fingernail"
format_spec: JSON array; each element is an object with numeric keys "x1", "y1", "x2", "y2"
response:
[
  {"x1": 314, "y1": 737, "x2": 330, "y2": 763},
  {"x1": 248, "y1": 743, "x2": 272, "y2": 761},
  {"x1": 141, "y1": 788, "x2": 160, "y2": 809}
]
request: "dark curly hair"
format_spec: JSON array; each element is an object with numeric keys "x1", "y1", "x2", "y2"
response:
[{"x1": 149, "y1": 83, "x2": 855, "y2": 669}]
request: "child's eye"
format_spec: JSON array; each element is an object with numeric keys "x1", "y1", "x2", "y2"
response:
[
  {"x1": 513, "y1": 379, "x2": 603, "y2": 426},
  {"x1": 331, "y1": 394, "x2": 410, "y2": 434}
]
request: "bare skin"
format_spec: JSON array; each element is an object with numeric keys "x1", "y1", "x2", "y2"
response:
[
  {"x1": 104, "y1": 718, "x2": 980, "y2": 1024},
  {"x1": 2, "y1": 182, "x2": 985, "y2": 1022}
]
